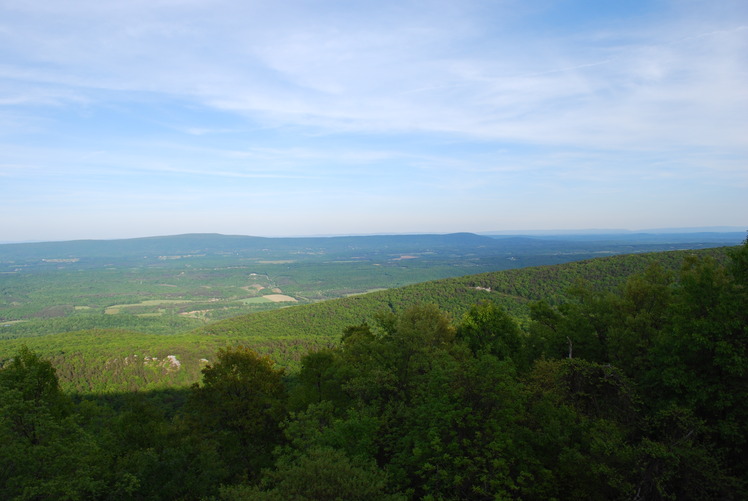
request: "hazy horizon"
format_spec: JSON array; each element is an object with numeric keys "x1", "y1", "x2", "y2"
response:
[
  {"x1": 1, "y1": 225, "x2": 746, "y2": 246},
  {"x1": 2, "y1": 1, "x2": 746, "y2": 242}
]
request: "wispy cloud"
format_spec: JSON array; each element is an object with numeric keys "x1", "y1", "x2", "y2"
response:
[
  {"x1": 1, "y1": 0, "x2": 746, "y2": 239},
  {"x1": 2, "y1": 1, "x2": 745, "y2": 146}
]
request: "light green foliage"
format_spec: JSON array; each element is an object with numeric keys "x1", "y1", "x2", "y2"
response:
[
  {"x1": 457, "y1": 301, "x2": 523, "y2": 361},
  {"x1": 5, "y1": 232, "x2": 587, "y2": 340},
  {"x1": 388, "y1": 303, "x2": 456, "y2": 349}
]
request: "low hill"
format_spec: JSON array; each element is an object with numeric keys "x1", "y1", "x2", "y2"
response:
[
  {"x1": 0, "y1": 246, "x2": 731, "y2": 393},
  {"x1": 0, "y1": 232, "x2": 506, "y2": 263}
]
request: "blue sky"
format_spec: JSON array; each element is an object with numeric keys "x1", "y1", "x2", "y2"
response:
[{"x1": 1, "y1": 0, "x2": 746, "y2": 241}]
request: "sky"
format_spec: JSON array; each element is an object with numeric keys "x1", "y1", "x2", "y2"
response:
[{"x1": 1, "y1": 0, "x2": 747, "y2": 242}]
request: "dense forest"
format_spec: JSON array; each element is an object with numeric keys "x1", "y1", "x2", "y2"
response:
[{"x1": 1, "y1": 240, "x2": 746, "y2": 499}]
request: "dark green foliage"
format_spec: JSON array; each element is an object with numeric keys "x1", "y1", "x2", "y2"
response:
[
  {"x1": 634, "y1": 406, "x2": 740, "y2": 500},
  {"x1": 219, "y1": 447, "x2": 404, "y2": 501},
  {"x1": 649, "y1": 252, "x2": 748, "y2": 480},
  {"x1": 0, "y1": 345, "x2": 63, "y2": 405},
  {"x1": 0, "y1": 346, "x2": 105, "y2": 500},
  {"x1": 289, "y1": 349, "x2": 348, "y2": 410},
  {"x1": 521, "y1": 359, "x2": 640, "y2": 500},
  {"x1": 187, "y1": 346, "x2": 288, "y2": 482},
  {"x1": 99, "y1": 393, "x2": 226, "y2": 500},
  {"x1": 522, "y1": 241, "x2": 748, "y2": 497},
  {"x1": 606, "y1": 263, "x2": 674, "y2": 380}
]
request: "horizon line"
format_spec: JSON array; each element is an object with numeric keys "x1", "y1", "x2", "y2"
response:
[{"x1": 1, "y1": 226, "x2": 746, "y2": 245}]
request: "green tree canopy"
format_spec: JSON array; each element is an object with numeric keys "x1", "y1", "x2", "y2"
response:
[{"x1": 187, "y1": 345, "x2": 287, "y2": 481}]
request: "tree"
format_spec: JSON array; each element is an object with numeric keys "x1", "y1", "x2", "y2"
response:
[
  {"x1": 649, "y1": 250, "x2": 748, "y2": 484},
  {"x1": 187, "y1": 346, "x2": 287, "y2": 481},
  {"x1": 290, "y1": 348, "x2": 348, "y2": 410},
  {"x1": 0, "y1": 346, "x2": 104, "y2": 499},
  {"x1": 522, "y1": 359, "x2": 640, "y2": 500},
  {"x1": 0, "y1": 345, "x2": 63, "y2": 410},
  {"x1": 457, "y1": 301, "x2": 523, "y2": 361},
  {"x1": 219, "y1": 446, "x2": 404, "y2": 501},
  {"x1": 607, "y1": 263, "x2": 673, "y2": 380},
  {"x1": 527, "y1": 289, "x2": 612, "y2": 364}
]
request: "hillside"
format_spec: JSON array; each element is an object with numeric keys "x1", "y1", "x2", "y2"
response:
[
  {"x1": 2, "y1": 242, "x2": 746, "y2": 500},
  {"x1": 3, "y1": 231, "x2": 741, "y2": 342},
  {"x1": 201, "y1": 243, "x2": 722, "y2": 334},
  {"x1": 0, "y1": 246, "x2": 730, "y2": 393}
]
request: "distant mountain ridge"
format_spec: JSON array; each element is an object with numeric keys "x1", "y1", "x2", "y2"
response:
[
  {"x1": 1, "y1": 230, "x2": 744, "y2": 262},
  {"x1": 0, "y1": 232, "x2": 501, "y2": 260},
  {"x1": 489, "y1": 232, "x2": 747, "y2": 244},
  {"x1": 481, "y1": 226, "x2": 747, "y2": 235}
]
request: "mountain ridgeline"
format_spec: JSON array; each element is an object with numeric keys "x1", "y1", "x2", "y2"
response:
[{"x1": 2, "y1": 231, "x2": 743, "y2": 265}]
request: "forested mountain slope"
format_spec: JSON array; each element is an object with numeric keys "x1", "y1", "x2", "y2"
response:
[
  {"x1": 1, "y1": 241, "x2": 745, "y2": 500},
  {"x1": 0, "y1": 246, "x2": 730, "y2": 393},
  {"x1": 197, "y1": 245, "x2": 728, "y2": 337}
]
